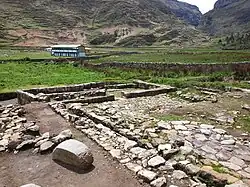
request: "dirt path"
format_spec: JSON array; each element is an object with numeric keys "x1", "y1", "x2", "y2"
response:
[{"x1": 0, "y1": 103, "x2": 148, "y2": 187}]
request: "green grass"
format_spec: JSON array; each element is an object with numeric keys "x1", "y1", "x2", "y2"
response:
[
  {"x1": 236, "y1": 115, "x2": 250, "y2": 132},
  {"x1": 1, "y1": 61, "x2": 250, "y2": 93},
  {"x1": 212, "y1": 165, "x2": 228, "y2": 174},
  {"x1": 0, "y1": 49, "x2": 53, "y2": 60},
  {"x1": 89, "y1": 47, "x2": 250, "y2": 63},
  {"x1": 156, "y1": 114, "x2": 184, "y2": 121},
  {"x1": 1, "y1": 47, "x2": 250, "y2": 64},
  {"x1": 0, "y1": 62, "x2": 108, "y2": 92}
]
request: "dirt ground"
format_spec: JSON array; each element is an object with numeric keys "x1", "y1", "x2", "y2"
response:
[{"x1": 0, "y1": 103, "x2": 149, "y2": 187}]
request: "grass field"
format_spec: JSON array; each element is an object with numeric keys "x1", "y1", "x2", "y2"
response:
[
  {"x1": 89, "y1": 47, "x2": 250, "y2": 63},
  {"x1": 1, "y1": 62, "x2": 250, "y2": 93},
  {"x1": 1, "y1": 47, "x2": 250, "y2": 63},
  {"x1": 0, "y1": 49, "x2": 53, "y2": 60}
]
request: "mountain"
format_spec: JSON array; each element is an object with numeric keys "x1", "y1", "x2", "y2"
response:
[
  {"x1": 160, "y1": 0, "x2": 202, "y2": 26},
  {"x1": 199, "y1": 0, "x2": 250, "y2": 35},
  {"x1": 0, "y1": 0, "x2": 207, "y2": 47}
]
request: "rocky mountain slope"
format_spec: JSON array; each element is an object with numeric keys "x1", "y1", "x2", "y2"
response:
[
  {"x1": 200, "y1": 0, "x2": 250, "y2": 35},
  {"x1": 160, "y1": 0, "x2": 202, "y2": 26},
  {"x1": 0, "y1": 0, "x2": 207, "y2": 47}
]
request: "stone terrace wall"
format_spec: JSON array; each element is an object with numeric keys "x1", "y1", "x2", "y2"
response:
[
  {"x1": 25, "y1": 82, "x2": 106, "y2": 95},
  {"x1": 0, "y1": 92, "x2": 17, "y2": 101},
  {"x1": 82, "y1": 62, "x2": 250, "y2": 74}
]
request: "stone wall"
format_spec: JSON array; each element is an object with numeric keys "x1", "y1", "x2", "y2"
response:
[
  {"x1": 25, "y1": 82, "x2": 106, "y2": 95},
  {"x1": 16, "y1": 90, "x2": 37, "y2": 105},
  {"x1": 0, "y1": 92, "x2": 17, "y2": 101},
  {"x1": 122, "y1": 87, "x2": 176, "y2": 98},
  {"x1": 82, "y1": 62, "x2": 250, "y2": 74}
]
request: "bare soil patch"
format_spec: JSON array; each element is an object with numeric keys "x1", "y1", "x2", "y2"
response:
[{"x1": 0, "y1": 103, "x2": 148, "y2": 187}]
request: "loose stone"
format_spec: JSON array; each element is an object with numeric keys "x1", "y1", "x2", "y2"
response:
[
  {"x1": 138, "y1": 169, "x2": 157, "y2": 182},
  {"x1": 150, "y1": 177, "x2": 167, "y2": 187},
  {"x1": 221, "y1": 139, "x2": 235, "y2": 145},
  {"x1": 219, "y1": 161, "x2": 242, "y2": 171},
  {"x1": 158, "y1": 144, "x2": 171, "y2": 151},
  {"x1": 172, "y1": 170, "x2": 188, "y2": 180},
  {"x1": 148, "y1": 156, "x2": 166, "y2": 167},
  {"x1": 229, "y1": 156, "x2": 246, "y2": 167},
  {"x1": 125, "y1": 162, "x2": 142, "y2": 173},
  {"x1": 40, "y1": 141, "x2": 54, "y2": 153}
]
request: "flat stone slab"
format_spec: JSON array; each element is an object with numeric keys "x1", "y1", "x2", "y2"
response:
[
  {"x1": 52, "y1": 139, "x2": 93, "y2": 170},
  {"x1": 122, "y1": 87, "x2": 176, "y2": 98}
]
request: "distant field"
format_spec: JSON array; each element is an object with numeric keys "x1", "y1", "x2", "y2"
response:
[
  {"x1": 0, "y1": 49, "x2": 53, "y2": 60},
  {"x1": 90, "y1": 47, "x2": 250, "y2": 63},
  {"x1": 1, "y1": 47, "x2": 250, "y2": 63},
  {"x1": 0, "y1": 62, "x2": 250, "y2": 93}
]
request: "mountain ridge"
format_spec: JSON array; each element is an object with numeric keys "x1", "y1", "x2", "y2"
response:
[
  {"x1": 200, "y1": 0, "x2": 250, "y2": 36},
  {"x1": 0, "y1": 0, "x2": 207, "y2": 47}
]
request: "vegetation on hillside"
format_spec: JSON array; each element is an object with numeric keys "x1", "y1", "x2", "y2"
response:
[{"x1": 218, "y1": 33, "x2": 250, "y2": 50}]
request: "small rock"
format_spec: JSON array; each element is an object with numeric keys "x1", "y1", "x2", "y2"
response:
[
  {"x1": 158, "y1": 144, "x2": 171, "y2": 151},
  {"x1": 216, "y1": 151, "x2": 232, "y2": 161},
  {"x1": 151, "y1": 138, "x2": 166, "y2": 147},
  {"x1": 180, "y1": 146, "x2": 193, "y2": 155},
  {"x1": 125, "y1": 162, "x2": 142, "y2": 173},
  {"x1": 195, "y1": 134, "x2": 207, "y2": 142},
  {"x1": 51, "y1": 129, "x2": 72, "y2": 144},
  {"x1": 150, "y1": 177, "x2": 167, "y2": 187},
  {"x1": 201, "y1": 145, "x2": 217, "y2": 154},
  {"x1": 200, "y1": 124, "x2": 214, "y2": 129},
  {"x1": 130, "y1": 147, "x2": 146, "y2": 155},
  {"x1": 138, "y1": 169, "x2": 157, "y2": 182},
  {"x1": 157, "y1": 121, "x2": 171, "y2": 130},
  {"x1": 163, "y1": 149, "x2": 179, "y2": 160},
  {"x1": 213, "y1": 128, "x2": 227, "y2": 135},
  {"x1": 172, "y1": 170, "x2": 188, "y2": 180},
  {"x1": 242, "y1": 104, "x2": 250, "y2": 111},
  {"x1": 221, "y1": 139, "x2": 235, "y2": 145},
  {"x1": 185, "y1": 164, "x2": 200, "y2": 175},
  {"x1": 40, "y1": 141, "x2": 54, "y2": 153},
  {"x1": 219, "y1": 161, "x2": 242, "y2": 171},
  {"x1": 16, "y1": 140, "x2": 34, "y2": 150},
  {"x1": 229, "y1": 157, "x2": 246, "y2": 167},
  {"x1": 200, "y1": 129, "x2": 211, "y2": 136},
  {"x1": 148, "y1": 156, "x2": 166, "y2": 167},
  {"x1": 109, "y1": 149, "x2": 121, "y2": 159},
  {"x1": 124, "y1": 139, "x2": 137, "y2": 151},
  {"x1": 174, "y1": 125, "x2": 187, "y2": 131}
]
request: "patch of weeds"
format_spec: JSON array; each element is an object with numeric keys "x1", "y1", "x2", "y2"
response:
[
  {"x1": 212, "y1": 164, "x2": 228, "y2": 174},
  {"x1": 157, "y1": 114, "x2": 184, "y2": 122},
  {"x1": 235, "y1": 115, "x2": 250, "y2": 132}
]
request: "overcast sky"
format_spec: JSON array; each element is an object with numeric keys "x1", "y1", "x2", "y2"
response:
[{"x1": 179, "y1": 0, "x2": 217, "y2": 14}]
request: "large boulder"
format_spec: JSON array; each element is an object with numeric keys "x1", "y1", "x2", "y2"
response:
[
  {"x1": 20, "y1": 184, "x2": 41, "y2": 187},
  {"x1": 52, "y1": 139, "x2": 93, "y2": 170}
]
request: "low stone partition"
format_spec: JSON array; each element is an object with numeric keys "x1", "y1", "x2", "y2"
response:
[
  {"x1": 122, "y1": 87, "x2": 176, "y2": 99},
  {"x1": 17, "y1": 90, "x2": 37, "y2": 105},
  {"x1": 133, "y1": 80, "x2": 161, "y2": 89},
  {"x1": 0, "y1": 92, "x2": 17, "y2": 101},
  {"x1": 41, "y1": 89, "x2": 106, "y2": 101},
  {"x1": 62, "y1": 95, "x2": 115, "y2": 104},
  {"x1": 25, "y1": 82, "x2": 106, "y2": 95},
  {"x1": 105, "y1": 83, "x2": 137, "y2": 89},
  {"x1": 82, "y1": 61, "x2": 250, "y2": 75}
]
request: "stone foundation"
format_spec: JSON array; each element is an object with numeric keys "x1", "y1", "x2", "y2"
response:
[{"x1": 16, "y1": 80, "x2": 176, "y2": 105}]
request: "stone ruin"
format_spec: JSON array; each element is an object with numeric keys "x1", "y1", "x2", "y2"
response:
[{"x1": 1, "y1": 80, "x2": 250, "y2": 187}]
